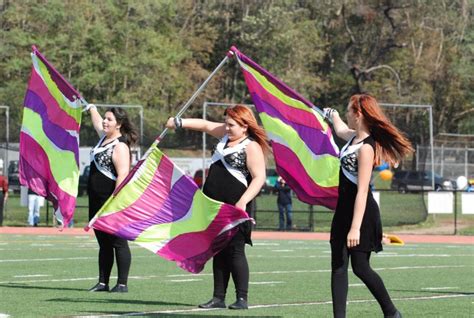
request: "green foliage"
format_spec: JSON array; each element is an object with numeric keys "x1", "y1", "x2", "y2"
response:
[{"x1": 0, "y1": 0, "x2": 472, "y2": 148}]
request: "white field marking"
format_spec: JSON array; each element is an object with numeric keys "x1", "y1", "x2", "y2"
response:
[
  {"x1": 167, "y1": 279, "x2": 202, "y2": 282},
  {"x1": 0, "y1": 256, "x2": 93, "y2": 263},
  {"x1": 349, "y1": 283, "x2": 364, "y2": 287},
  {"x1": 30, "y1": 244, "x2": 54, "y2": 246},
  {"x1": 271, "y1": 249, "x2": 294, "y2": 252},
  {"x1": 2, "y1": 264, "x2": 470, "y2": 285},
  {"x1": 13, "y1": 274, "x2": 50, "y2": 278},
  {"x1": 75, "y1": 293, "x2": 472, "y2": 317},
  {"x1": 0, "y1": 254, "x2": 151, "y2": 263},
  {"x1": 249, "y1": 281, "x2": 284, "y2": 285},
  {"x1": 253, "y1": 243, "x2": 280, "y2": 246},
  {"x1": 422, "y1": 287, "x2": 460, "y2": 290},
  {"x1": 0, "y1": 314, "x2": 10, "y2": 318}
]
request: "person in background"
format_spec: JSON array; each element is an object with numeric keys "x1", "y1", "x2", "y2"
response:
[
  {"x1": 274, "y1": 176, "x2": 292, "y2": 231},
  {"x1": 325, "y1": 94, "x2": 412, "y2": 318},
  {"x1": 27, "y1": 188, "x2": 43, "y2": 226},
  {"x1": 0, "y1": 172, "x2": 8, "y2": 226},
  {"x1": 166, "y1": 105, "x2": 269, "y2": 310},
  {"x1": 86, "y1": 104, "x2": 138, "y2": 293}
]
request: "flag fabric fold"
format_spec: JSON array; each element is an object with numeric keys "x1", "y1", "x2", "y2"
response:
[
  {"x1": 88, "y1": 144, "x2": 251, "y2": 274},
  {"x1": 232, "y1": 47, "x2": 340, "y2": 209},
  {"x1": 20, "y1": 46, "x2": 82, "y2": 226}
]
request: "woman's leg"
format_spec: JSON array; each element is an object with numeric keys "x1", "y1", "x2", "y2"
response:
[
  {"x1": 213, "y1": 247, "x2": 231, "y2": 300},
  {"x1": 94, "y1": 229, "x2": 114, "y2": 285},
  {"x1": 331, "y1": 241, "x2": 349, "y2": 318},
  {"x1": 230, "y1": 237, "x2": 249, "y2": 300},
  {"x1": 350, "y1": 250, "x2": 398, "y2": 316},
  {"x1": 112, "y1": 235, "x2": 131, "y2": 285}
]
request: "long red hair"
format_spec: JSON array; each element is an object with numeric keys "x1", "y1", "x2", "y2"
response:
[
  {"x1": 224, "y1": 105, "x2": 271, "y2": 157},
  {"x1": 350, "y1": 94, "x2": 413, "y2": 166}
]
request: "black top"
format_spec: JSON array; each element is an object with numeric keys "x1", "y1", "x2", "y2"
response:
[
  {"x1": 331, "y1": 135, "x2": 383, "y2": 252},
  {"x1": 203, "y1": 135, "x2": 254, "y2": 245},
  {"x1": 88, "y1": 136, "x2": 126, "y2": 220}
]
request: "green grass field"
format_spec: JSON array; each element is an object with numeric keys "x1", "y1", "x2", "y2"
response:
[{"x1": 0, "y1": 234, "x2": 472, "y2": 317}]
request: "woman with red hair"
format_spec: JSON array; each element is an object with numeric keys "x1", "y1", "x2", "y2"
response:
[
  {"x1": 325, "y1": 94, "x2": 412, "y2": 318},
  {"x1": 166, "y1": 105, "x2": 269, "y2": 310}
]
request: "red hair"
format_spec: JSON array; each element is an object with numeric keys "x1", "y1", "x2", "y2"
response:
[
  {"x1": 224, "y1": 105, "x2": 271, "y2": 157},
  {"x1": 350, "y1": 94, "x2": 413, "y2": 166}
]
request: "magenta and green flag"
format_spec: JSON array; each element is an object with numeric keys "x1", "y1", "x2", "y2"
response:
[
  {"x1": 231, "y1": 47, "x2": 340, "y2": 209},
  {"x1": 88, "y1": 144, "x2": 251, "y2": 273},
  {"x1": 20, "y1": 46, "x2": 82, "y2": 226}
]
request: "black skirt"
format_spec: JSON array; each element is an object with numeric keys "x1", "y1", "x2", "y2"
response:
[
  {"x1": 203, "y1": 160, "x2": 253, "y2": 245},
  {"x1": 330, "y1": 170, "x2": 383, "y2": 253}
]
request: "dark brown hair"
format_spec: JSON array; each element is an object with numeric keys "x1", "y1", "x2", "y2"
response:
[{"x1": 107, "y1": 107, "x2": 138, "y2": 147}]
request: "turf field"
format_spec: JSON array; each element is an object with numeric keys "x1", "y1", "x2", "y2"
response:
[{"x1": 0, "y1": 233, "x2": 472, "y2": 317}]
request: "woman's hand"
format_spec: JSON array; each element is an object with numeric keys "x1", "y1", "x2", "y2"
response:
[
  {"x1": 323, "y1": 108, "x2": 338, "y2": 121},
  {"x1": 235, "y1": 199, "x2": 248, "y2": 212},
  {"x1": 83, "y1": 103, "x2": 97, "y2": 113},
  {"x1": 166, "y1": 117, "x2": 176, "y2": 129},
  {"x1": 347, "y1": 228, "x2": 360, "y2": 248}
]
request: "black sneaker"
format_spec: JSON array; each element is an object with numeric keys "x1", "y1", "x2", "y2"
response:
[
  {"x1": 89, "y1": 282, "x2": 109, "y2": 292},
  {"x1": 228, "y1": 298, "x2": 248, "y2": 310},
  {"x1": 385, "y1": 310, "x2": 402, "y2": 318},
  {"x1": 198, "y1": 297, "x2": 226, "y2": 309},
  {"x1": 110, "y1": 284, "x2": 128, "y2": 293}
]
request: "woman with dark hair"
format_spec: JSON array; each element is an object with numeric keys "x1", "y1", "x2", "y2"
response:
[
  {"x1": 325, "y1": 94, "x2": 412, "y2": 318},
  {"x1": 166, "y1": 105, "x2": 269, "y2": 310},
  {"x1": 86, "y1": 104, "x2": 138, "y2": 293}
]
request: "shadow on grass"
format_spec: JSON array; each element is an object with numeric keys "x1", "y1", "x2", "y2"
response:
[
  {"x1": 393, "y1": 289, "x2": 474, "y2": 295},
  {"x1": 78, "y1": 311, "x2": 280, "y2": 317},
  {"x1": 0, "y1": 283, "x2": 84, "y2": 292},
  {"x1": 47, "y1": 297, "x2": 192, "y2": 307}
]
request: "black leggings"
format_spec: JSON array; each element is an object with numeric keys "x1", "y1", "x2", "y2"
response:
[
  {"x1": 212, "y1": 231, "x2": 249, "y2": 301},
  {"x1": 331, "y1": 242, "x2": 397, "y2": 318},
  {"x1": 94, "y1": 229, "x2": 131, "y2": 285}
]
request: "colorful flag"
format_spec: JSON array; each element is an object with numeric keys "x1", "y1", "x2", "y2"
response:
[
  {"x1": 88, "y1": 145, "x2": 251, "y2": 274},
  {"x1": 232, "y1": 47, "x2": 340, "y2": 209},
  {"x1": 21, "y1": 46, "x2": 82, "y2": 226}
]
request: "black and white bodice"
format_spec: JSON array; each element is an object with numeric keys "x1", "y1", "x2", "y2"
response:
[
  {"x1": 339, "y1": 136, "x2": 367, "y2": 185},
  {"x1": 90, "y1": 135, "x2": 121, "y2": 181},
  {"x1": 211, "y1": 135, "x2": 251, "y2": 187}
]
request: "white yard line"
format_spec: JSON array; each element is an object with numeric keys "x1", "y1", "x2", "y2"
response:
[
  {"x1": 1, "y1": 264, "x2": 469, "y2": 285},
  {"x1": 71, "y1": 293, "x2": 472, "y2": 317}
]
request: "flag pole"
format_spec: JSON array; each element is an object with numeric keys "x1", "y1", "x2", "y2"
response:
[{"x1": 155, "y1": 50, "x2": 234, "y2": 144}]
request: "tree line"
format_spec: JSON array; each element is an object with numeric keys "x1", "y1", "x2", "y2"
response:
[{"x1": 0, "y1": 0, "x2": 472, "y2": 149}]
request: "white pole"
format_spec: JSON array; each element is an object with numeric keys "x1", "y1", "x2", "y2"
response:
[
  {"x1": 202, "y1": 102, "x2": 207, "y2": 185},
  {"x1": 429, "y1": 106, "x2": 435, "y2": 189},
  {"x1": 157, "y1": 54, "x2": 232, "y2": 143}
]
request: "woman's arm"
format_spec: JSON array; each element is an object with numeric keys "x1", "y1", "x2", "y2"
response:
[
  {"x1": 166, "y1": 117, "x2": 226, "y2": 139},
  {"x1": 325, "y1": 109, "x2": 355, "y2": 142},
  {"x1": 112, "y1": 143, "x2": 131, "y2": 189},
  {"x1": 235, "y1": 142, "x2": 266, "y2": 211},
  {"x1": 88, "y1": 104, "x2": 104, "y2": 137},
  {"x1": 347, "y1": 144, "x2": 374, "y2": 248}
]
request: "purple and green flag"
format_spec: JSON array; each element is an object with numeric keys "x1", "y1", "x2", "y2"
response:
[
  {"x1": 88, "y1": 144, "x2": 251, "y2": 273},
  {"x1": 232, "y1": 47, "x2": 340, "y2": 209},
  {"x1": 21, "y1": 46, "x2": 82, "y2": 226}
]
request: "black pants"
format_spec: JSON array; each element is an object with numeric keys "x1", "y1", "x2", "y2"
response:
[
  {"x1": 213, "y1": 231, "x2": 249, "y2": 301},
  {"x1": 331, "y1": 242, "x2": 397, "y2": 317},
  {"x1": 94, "y1": 229, "x2": 131, "y2": 285}
]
